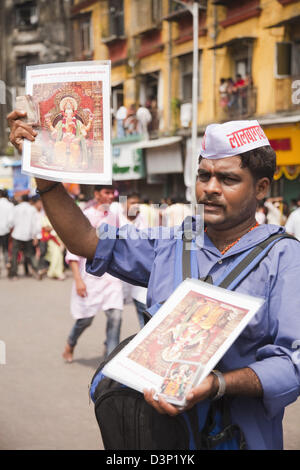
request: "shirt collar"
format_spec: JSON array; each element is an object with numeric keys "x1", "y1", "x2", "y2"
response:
[{"x1": 203, "y1": 224, "x2": 285, "y2": 258}]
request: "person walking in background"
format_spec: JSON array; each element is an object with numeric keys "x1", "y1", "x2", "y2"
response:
[
  {"x1": 0, "y1": 189, "x2": 14, "y2": 277},
  {"x1": 255, "y1": 200, "x2": 267, "y2": 225},
  {"x1": 112, "y1": 192, "x2": 148, "y2": 329},
  {"x1": 62, "y1": 185, "x2": 124, "y2": 363},
  {"x1": 42, "y1": 215, "x2": 65, "y2": 280},
  {"x1": 264, "y1": 197, "x2": 285, "y2": 225},
  {"x1": 285, "y1": 194, "x2": 300, "y2": 241},
  {"x1": 10, "y1": 194, "x2": 41, "y2": 280},
  {"x1": 31, "y1": 195, "x2": 49, "y2": 280}
]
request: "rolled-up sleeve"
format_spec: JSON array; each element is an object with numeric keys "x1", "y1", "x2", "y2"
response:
[
  {"x1": 249, "y1": 242, "x2": 300, "y2": 418},
  {"x1": 86, "y1": 223, "x2": 156, "y2": 287}
]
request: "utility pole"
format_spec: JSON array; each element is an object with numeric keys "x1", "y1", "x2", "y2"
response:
[
  {"x1": 191, "y1": 1, "x2": 199, "y2": 207},
  {"x1": 170, "y1": 0, "x2": 204, "y2": 206}
]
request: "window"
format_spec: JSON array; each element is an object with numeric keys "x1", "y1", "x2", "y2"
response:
[
  {"x1": 152, "y1": 0, "x2": 162, "y2": 23},
  {"x1": 15, "y1": 1, "x2": 38, "y2": 28},
  {"x1": 276, "y1": 42, "x2": 292, "y2": 77},
  {"x1": 17, "y1": 54, "x2": 39, "y2": 84},
  {"x1": 75, "y1": 13, "x2": 93, "y2": 57},
  {"x1": 179, "y1": 52, "x2": 202, "y2": 103},
  {"x1": 112, "y1": 84, "x2": 124, "y2": 114},
  {"x1": 168, "y1": 0, "x2": 188, "y2": 14},
  {"x1": 132, "y1": 0, "x2": 162, "y2": 35},
  {"x1": 292, "y1": 42, "x2": 300, "y2": 76},
  {"x1": 109, "y1": 0, "x2": 124, "y2": 37},
  {"x1": 102, "y1": 0, "x2": 124, "y2": 39}
]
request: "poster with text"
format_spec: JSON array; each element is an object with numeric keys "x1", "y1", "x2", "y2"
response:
[{"x1": 21, "y1": 61, "x2": 112, "y2": 185}]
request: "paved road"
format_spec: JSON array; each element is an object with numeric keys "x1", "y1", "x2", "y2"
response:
[{"x1": 0, "y1": 272, "x2": 299, "y2": 450}]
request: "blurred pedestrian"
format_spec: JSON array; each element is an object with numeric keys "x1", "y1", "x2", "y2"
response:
[
  {"x1": 31, "y1": 195, "x2": 49, "y2": 279},
  {"x1": 124, "y1": 104, "x2": 138, "y2": 135},
  {"x1": 264, "y1": 197, "x2": 284, "y2": 225},
  {"x1": 285, "y1": 194, "x2": 300, "y2": 241},
  {"x1": 219, "y1": 78, "x2": 228, "y2": 109},
  {"x1": 62, "y1": 185, "x2": 124, "y2": 363},
  {"x1": 115, "y1": 105, "x2": 127, "y2": 138},
  {"x1": 136, "y1": 103, "x2": 152, "y2": 139},
  {"x1": 162, "y1": 197, "x2": 192, "y2": 228},
  {"x1": 42, "y1": 215, "x2": 65, "y2": 280},
  {"x1": 0, "y1": 189, "x2": 14, "y2": 277},
  {"x1": 255, "y1": 200, "x2": 267, "y2": 225},
  {"x1": 10, "y1": 194, "x2": 41, "y2": 280}
]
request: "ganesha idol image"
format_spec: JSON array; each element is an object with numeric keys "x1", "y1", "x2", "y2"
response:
[{"x1": 45, "y1": 96, "x2": 94, "y2": 170}]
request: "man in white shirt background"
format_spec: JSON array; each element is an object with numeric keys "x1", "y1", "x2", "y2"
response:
[
  {"x1": 285, "y1": 194, "x2": 300, "y2": 241},
  {"x1": 10, "y1": 194, "x2": 41, "y2": 280},
  {"x1": 0, "y1": 189, "x2": 14, "y2": 277}
]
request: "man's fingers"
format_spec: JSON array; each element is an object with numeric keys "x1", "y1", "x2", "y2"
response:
[
  {"x1": 13, "y1": 126, "x2": 36, "y2": 142},
  {"x1": 144, "y1": 389, "x2": 165, "y2": 414},
  {"x1": 12, "y1": 119, "x2": 37, "y2": 136},
  {"x1": 7, "y1": 109, "x2": 27, "y2": 123},
  {"x1": 144, "y1": 389, "x2": 181, "y2": 416},
  {"x1": 157, "y1": 395, "x2": 181, "y2": 416}
]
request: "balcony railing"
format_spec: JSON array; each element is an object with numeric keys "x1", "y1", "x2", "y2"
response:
[{"x1": 217, "y1": 83, "x2": 257, "y2": 120}]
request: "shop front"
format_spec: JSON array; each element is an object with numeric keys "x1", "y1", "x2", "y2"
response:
[
  {"x1": 132, "y1": 136, "x2": 185, "y2": 202},
  {"x1": 263, "y1": 120, "x2": 300, "y2": 203}
]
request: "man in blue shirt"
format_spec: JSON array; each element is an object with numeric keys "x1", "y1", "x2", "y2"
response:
[{"x1": 7, "y1": 112, "x2": 300, "y2": 449}]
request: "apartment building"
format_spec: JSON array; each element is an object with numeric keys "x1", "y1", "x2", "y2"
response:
[{"x1": 71, "y1": 0, "x2": 300, "y2": 202}]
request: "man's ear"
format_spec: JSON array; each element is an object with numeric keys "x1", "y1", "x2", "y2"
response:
[{"x1": 256, "y1": 177, "x2": 270, "y2": 201}]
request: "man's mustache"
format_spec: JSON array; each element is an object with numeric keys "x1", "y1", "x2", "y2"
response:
[{"x1": 197, "y1": 197, "x2": 224, "y2": 207}]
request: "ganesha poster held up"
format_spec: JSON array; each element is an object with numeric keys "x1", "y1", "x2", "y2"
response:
[{"x1": 21, "y1": 61, "x2": 112, "y2": 185}]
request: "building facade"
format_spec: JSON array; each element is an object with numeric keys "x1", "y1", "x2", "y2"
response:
[
  {"x1": 0, "y1": 0, "x2": 72, "y2": 158},
  {"x1": 1, "y1": 0, "x2": 299, "y2": 201},
  {"x1": 70, "y1": 0, "x2": 300, "y2": 203}
]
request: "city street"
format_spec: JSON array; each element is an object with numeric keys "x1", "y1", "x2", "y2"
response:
[
  {"x1": 0, "y1": 272, "x2": 299, "y2": 450},
  {"x1": 0, "y1": 271, "x2": 139, "y2": 450}
]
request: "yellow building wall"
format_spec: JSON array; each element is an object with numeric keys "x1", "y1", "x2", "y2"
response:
[{"x1": 73, "y1": 0, "x2": 300, "y2": 137}]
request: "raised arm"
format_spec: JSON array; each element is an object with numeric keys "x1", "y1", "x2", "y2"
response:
[{"x1": 7, "y1": 110, "x2": 98, "y2": 260}]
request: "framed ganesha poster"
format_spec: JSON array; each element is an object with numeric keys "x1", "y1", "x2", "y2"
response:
[{"x1": 21, "y1": 61, "x2": 112, "y2": 184}]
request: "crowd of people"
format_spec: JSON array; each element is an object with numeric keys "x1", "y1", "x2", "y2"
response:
[
  {"x1": 0, "y1": 185, "x2": 193, "y2": 363},
  {"x1": 0, "y1": 189, "x2": 65, "y2": 281},
  {"x1": 1, "y1": 187, "x2": 299, "y2": 283},
  {"x1": 219, "y1": 74, "x2": 254, "y2": 117},
  {"x1": 255, "y1": 195, "x2": 300, "y2": 237},
  {"x1": 113, "y1": 99, "x2": 160, "y2": 139}
]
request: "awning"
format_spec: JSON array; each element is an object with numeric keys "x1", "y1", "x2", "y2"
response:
[
  {"x1": 209, "y1": 36, "x2": 256, "y2": 50},
  {"x1": 258, "y1": 115, "x2": 300, "y2": 126},
  {"x1": 265, "y1": 14, "x2": 300, "y2": 29},
  {"x1": 132, "y1": 136, "x2": 182, "y2": 150},
  {"x1": 143, "y1": 137, "x2": 183, "y2": 175}
]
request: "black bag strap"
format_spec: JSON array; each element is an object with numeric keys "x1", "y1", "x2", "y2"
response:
[{"x1": 182, "y1": 232, "x2": 297, "y2": 287}]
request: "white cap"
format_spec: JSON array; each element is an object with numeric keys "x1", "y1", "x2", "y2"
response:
[{"x1": 200, "y1": 120, "x2": 270, "y2": 159}]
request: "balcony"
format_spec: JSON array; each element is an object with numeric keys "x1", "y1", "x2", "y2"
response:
[
  {"x1": 216, "y1": 80, "x2": 257, "y2": 121},
  {"x1": 100, "y1": 0, "x2": 125, "y2": 44}
]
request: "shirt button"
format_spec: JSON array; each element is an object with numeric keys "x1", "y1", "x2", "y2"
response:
[{"x1": 218, "y1": 260, "x2": 223, "y2": 264}]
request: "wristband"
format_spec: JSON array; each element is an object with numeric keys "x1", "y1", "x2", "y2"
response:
[
  {"x1": 210, "y1": 369, "x2": 226, "y2": 401},
  {"x1": 36, "y1": 182, "x2": 60, "y2": 195}
]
